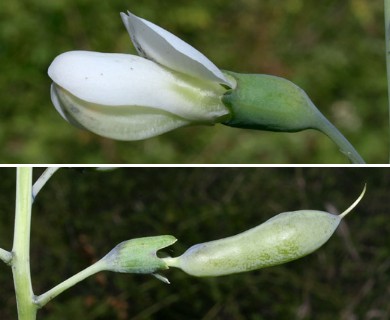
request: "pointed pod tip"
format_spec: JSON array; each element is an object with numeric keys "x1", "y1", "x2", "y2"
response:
[{"x1": 339, "y1": 184, "x2": 366, "y2": 219}]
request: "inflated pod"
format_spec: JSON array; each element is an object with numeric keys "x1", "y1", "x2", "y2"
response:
[{"x1": 164, "y1": 186, "x2": 365, "y2": 277}]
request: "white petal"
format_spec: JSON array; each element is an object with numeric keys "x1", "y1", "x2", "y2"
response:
[
  {"x1": 121, "y1": 11, "x2": 233, "y2": 87},
  {"x1": 51, "y1": 85, "x2": 190, "y2": 141},
  {"x1": 48, "y1": 51, "x2": 229, "y2": 122},
  {"x1": 51, "y1": 83, "x2": 69, "y2": 121},
  {"x1": 50, "y1": 84, "x2": 85, "y2": 128}
]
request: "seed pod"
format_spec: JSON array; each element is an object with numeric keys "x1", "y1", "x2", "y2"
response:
[{"x1": 164, "y1": 186, "x2": 365, "y2": 277}]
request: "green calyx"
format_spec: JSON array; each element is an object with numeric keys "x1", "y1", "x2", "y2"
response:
[
  {"x1": 221, "y1": 72, "x2": 321, "y2": 132},
  {"x1": 221, "y1": 71, "x2": 365, "y2": 164},
  {"x1": 102, "y1": 235, "x2": 177, "y2": 274}
]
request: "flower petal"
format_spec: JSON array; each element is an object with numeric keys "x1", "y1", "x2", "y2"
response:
[
  {"x1": 121, "y1": 11, "x2": 233, "y2": 87},
  {"x1": 48, "y1": 51, "x2": 229, "y2": 122},
  {"x1": 51, "y1": 85, "x2": 190, "y2": 140}
]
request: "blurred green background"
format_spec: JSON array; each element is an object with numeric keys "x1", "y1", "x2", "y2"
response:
[
  {"x1": 0, "y1": 167, "x2": 389, "y2": 319},
  {"x1": 0, "y1": 0, "x2": 387, "y2": 163}
]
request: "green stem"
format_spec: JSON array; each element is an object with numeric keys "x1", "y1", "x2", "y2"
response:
[
  {"x1": 11, "y1": 168, "x2": 37, "y2": 320},
  {"x1": 385, "y1": 0, "x2": 390, "y2": 163},
  {"x1": 0, "y1": 247, "x2": 13, "y2": 265},
  {"x1": 311, "y1": 102, "x2": 365, "y2": 164},
  {"x1": 35, "y1": 260, "x2": 106, "y2": 308}
]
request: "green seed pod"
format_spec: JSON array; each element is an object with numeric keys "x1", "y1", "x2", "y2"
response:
[{"x1": 165, "y1": 186, "x2": 365, "y2": 277}]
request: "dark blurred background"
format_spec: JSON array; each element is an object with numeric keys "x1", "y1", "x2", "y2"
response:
[
  {"x1": 0, "y1": 167, "x2": 389, "y2": 319},
  {"x1": 0, "y1": 0, "x2": 386, "y2": 163}
]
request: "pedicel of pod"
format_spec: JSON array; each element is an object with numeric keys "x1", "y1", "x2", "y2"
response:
[{"x1": 163, "y1": 185, "x2": 366, "y2": 277}]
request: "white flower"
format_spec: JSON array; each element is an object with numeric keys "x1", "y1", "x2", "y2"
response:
[
  {"x1": 48, "y1": 11, "x2": 235, "y2": 140},
  {"x1": 48, "y1": 11, "x2": 364, "y2": 164}
]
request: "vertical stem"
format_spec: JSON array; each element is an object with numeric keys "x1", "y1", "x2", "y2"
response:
[
  {"x1": 11, "y1": 167, "x2": 37, "y2": 320},
  {"x1": 385, "y1": 0, "x2": 390, "y2": 163}
]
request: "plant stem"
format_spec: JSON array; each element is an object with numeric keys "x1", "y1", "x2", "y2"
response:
[
  {"x1": 36, "y1": 260, "x2": 106, "y2": 308},
  {"x1": 11, "y1": 168, "x2": 37, "y2": 320},
  {"x1": 385, "y1": 0, "x2": 390, "y2": 163},
  {"x1": 0, "y1": 247, "x2": 13, "y2": 265}
]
